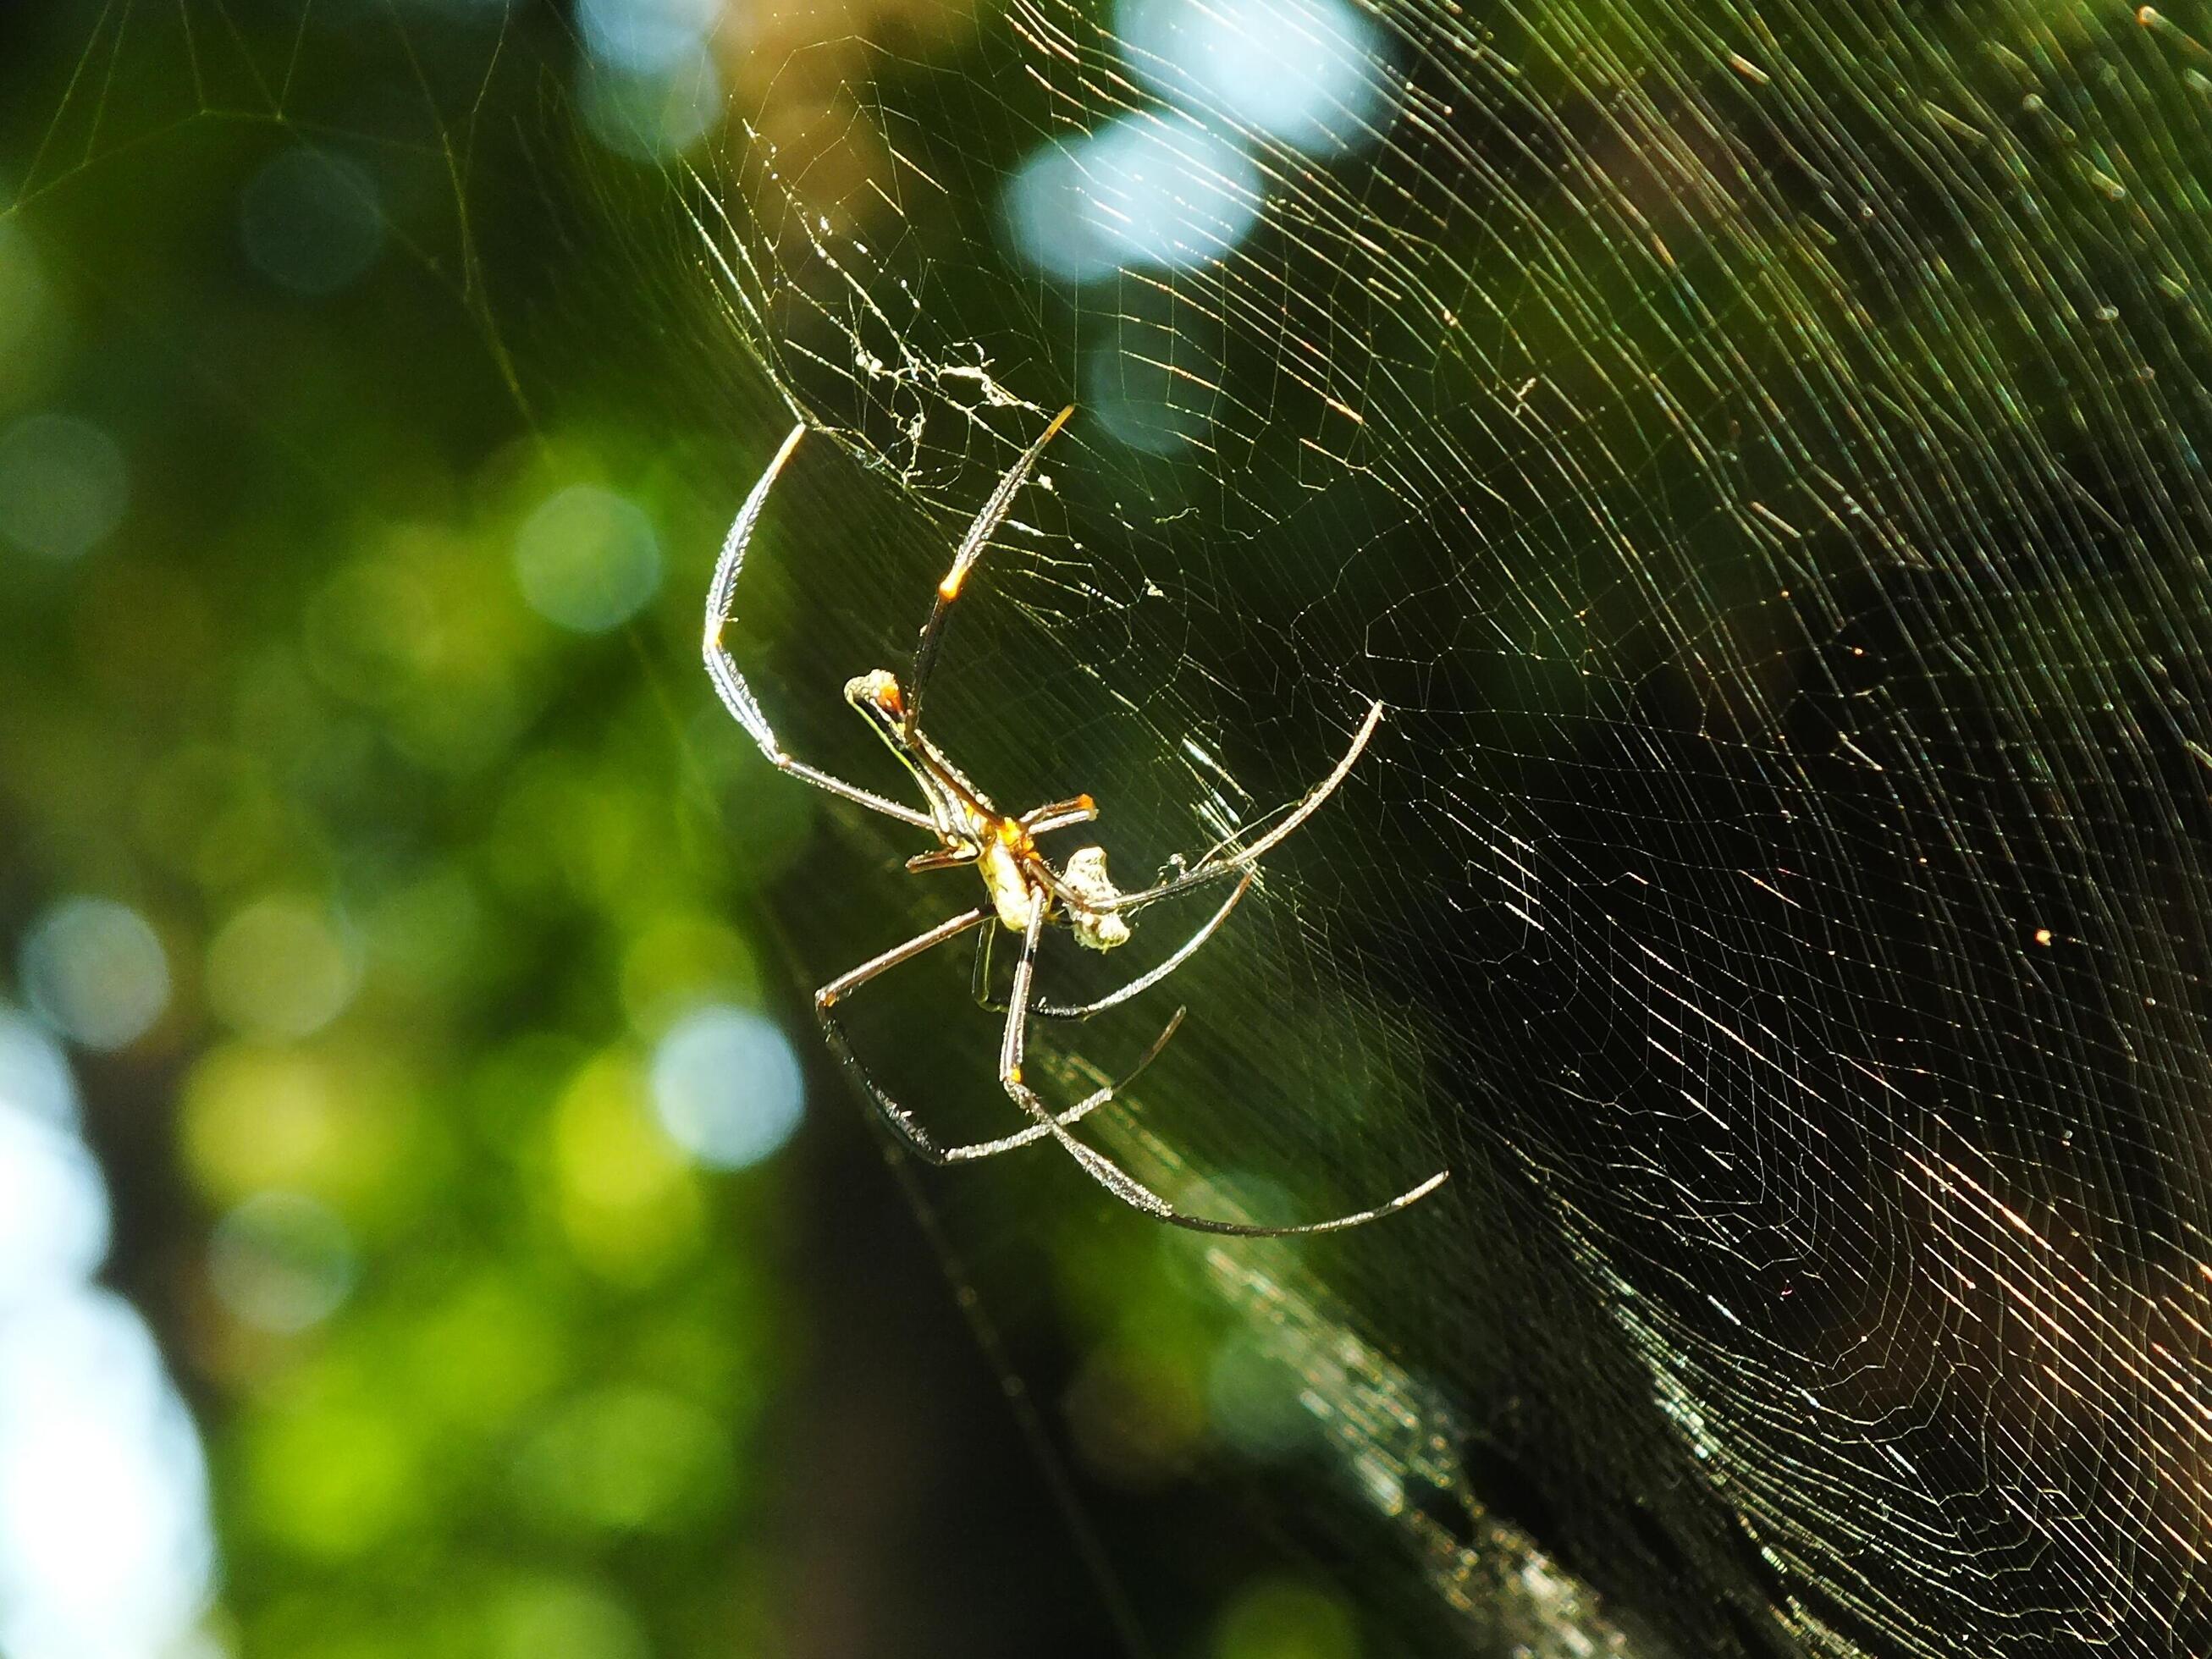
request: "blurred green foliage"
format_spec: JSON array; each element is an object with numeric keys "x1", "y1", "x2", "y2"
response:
[{"x1": 0, "y1": 5, "x2": 1380, "y2": 1656}]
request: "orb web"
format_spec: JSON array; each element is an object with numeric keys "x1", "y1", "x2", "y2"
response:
[
  {"x1": 14, "y1": 0, "x2": 2212, "y2": 1651},
  {"x1": 692, "y1": 3, "x2": 2212, "y2": 1651}
]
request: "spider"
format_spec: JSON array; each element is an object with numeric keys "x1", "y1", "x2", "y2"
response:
[{"x1": 703, "y1": 405, "x2": 1448, "y2": 1235}]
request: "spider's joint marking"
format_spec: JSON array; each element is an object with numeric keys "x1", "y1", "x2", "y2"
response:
[{"x1": 846, "y1": 670, "x2": 903, "y2": 718}]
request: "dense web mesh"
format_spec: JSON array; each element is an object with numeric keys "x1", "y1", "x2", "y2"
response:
[
  {"x1": 15, "y1": 0, "x2": 2212, "y2": 1652},
  {"x1": 700, "y1": 2, "x2": 2212, "y2": 1652}
]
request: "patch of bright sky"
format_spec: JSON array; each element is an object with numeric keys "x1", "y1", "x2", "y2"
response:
[
  {"x1": 0, "y1": 1010, "x2": 77, "y2": 1130},
  {"x1": 0, "y1": 1111, "x2": 108, "y2": 1307},
  {"x1": 649, "y1": 1005, "x2": 803, "y2": 1171},
  {"x1": 0, "y1": 1295, "x2": 215, "y2": 1659},
  {"x1": 0, "y1": 1011, "x2": 215, "y2": 1659}
]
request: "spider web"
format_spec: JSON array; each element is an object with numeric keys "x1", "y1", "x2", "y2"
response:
[
  {"x1": 14, "y1": 0, "x2": 2212, "y2": 1652},
  {"x1": 696, "y1": 2, "x2": 2212, "y2": 1652}
]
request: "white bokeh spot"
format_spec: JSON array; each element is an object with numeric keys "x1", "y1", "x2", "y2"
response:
[
  {"x1": 1005, "y1": 110, "x2": 1265, "y2": 282},
  {"x1": 1119, "y1": 0, "x2": 1390, "y2": 154},
  {"x1": 649, "y1": 1006, "x2": 805, "y2": 1171},
  {"x1": 19, "y1": 897, "x2": 170, "y2": 1052}
]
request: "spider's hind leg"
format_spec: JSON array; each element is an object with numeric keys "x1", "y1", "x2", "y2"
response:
[
  {"x1": 994, "y1": 890, "x2": 1448, "y2": 1235},
  {"x1": 816, "y1": 907, "x2": 990, "y2": 1165},
  {"x1": 978, "y1": 873, "x2": 1254, "y2": 1023},
  {"x1": 937, "y1": 1006, "x2": 1183, "y2": 1164},
  {"x1": 816, "y1": 902, "x2": 1143, "y2": 1167}
]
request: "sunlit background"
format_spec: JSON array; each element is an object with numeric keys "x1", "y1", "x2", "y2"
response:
[{"x1": 0, "y1": 1, "x2": 1407, "y2": 1656}]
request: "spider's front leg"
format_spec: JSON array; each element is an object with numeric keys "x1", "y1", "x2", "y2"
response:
[
  {"x1": 1100, "y1": 698, "x2": 1388, "y2": 913},
  {"x1": 902, "y1": 405, "x2": 1074, "y2": 742},
  {"x1": 704, "y1": 422, "x2": 935, "y2": 834}
]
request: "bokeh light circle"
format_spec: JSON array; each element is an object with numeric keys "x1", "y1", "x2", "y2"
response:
[
  {"x1": 0, "y1": 414, "x2": 127, "y2": 561},
  {"x1": 1120, "y1": 0, "x2": 1387, "y2": 154},
  {"x1": 492, "y1": 1578, "x2": 649, "y2": 1659},
  {"x1": 514, "y1": 484, "x2": 664, "y2": 633},
  {"x1": 1004, "y1": 111, "x2": 1264, "y2": 282},
  {"x1": 576, "y1": 0, "x2": 718, "y2": 75},
  {"x1": 1210, "y1": 1574, "x2": 1359, "y2": 1659},
  {"x1": 648, "y1": 1006, "x2": 803, "y2": 1171},
  {"x1": 19, "y1": 897, "x2": 170, "y2": 1051},
  {"x1": 208, "y1": 1191, "x2": 358, "y2": 1335},
  {"x1": 205, "y1": 896, "x2": 358, "y2": 1041},
  {"x1": 238, "y1": 147, "x2": 385, "y2": 296},
  {"x1": 515, "y1": 1385, "x2": 730, "y2": 1534},
  {"x1": 579, "y1": 55, "x2": 725, "y2": 162}
]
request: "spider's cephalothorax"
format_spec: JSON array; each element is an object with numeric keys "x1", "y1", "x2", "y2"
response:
[
  {"x1": 842, "y1": 665, "x2": 1133, "y2": 951},
  {"x1": 703, "y1": 405, "x2": 1446, "y2": 1236}
]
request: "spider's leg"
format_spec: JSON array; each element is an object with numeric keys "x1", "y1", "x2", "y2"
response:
[
  {"x1": 969, "y1": 921, "x2": 1000, "y2": 1013},
  {"x1": 1031, "y1": 873, "x2": 1252, "y2": 1022},
  {"x1": 995, "y1": 890, "x2": 1451, "y2": 1235},
  {"x1": 1018, "y1": 795, "x2": 1099, "y2": 837},
  {"x1": 705, "y1": 421, "x2": 935, "y2": 832},
  {"x1": 816, "y1": 907, "x2": 1114, "y2": 1166},
  {"x1": 817, "y1": 908, "x2": 989, "y2": 1163},
  {"x1": 971, "y1": 873, "x2": 1245, "y2": 1019},
  {"x1": 1101, "y1": 698, "x2": 1386, "y2": 912},
  {"x1": 903, "y1": 405, "x2": 1074, "y2": 742},
  {"x1": 936, "y1": 1008, "x2": 1183, "y2": 1163},
  {"x1": 995, "y1": 875, "x2": 1256, "y2": 1022},
  {"x1": 907, "y1": 846, "x2": 980, "y2": 874}
]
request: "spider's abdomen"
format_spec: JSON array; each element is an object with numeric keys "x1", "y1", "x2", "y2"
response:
[
  {"x1": 979, "y1": 839, "x2": 1034, "y2": 933},
  {"x1": 1061, "y1": 846, "x2": 1134, "y2": 952}
]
